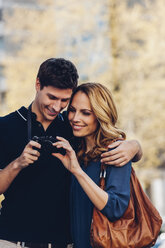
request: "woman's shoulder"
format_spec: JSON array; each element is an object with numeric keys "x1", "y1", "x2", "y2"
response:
[{"x1": 104, "y1": 164, "x2": 132, "y2": 192}]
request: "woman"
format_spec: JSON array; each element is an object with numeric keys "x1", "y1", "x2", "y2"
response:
[{"x1": 53, "y1": 83, "x2": 131, "y2": 248}]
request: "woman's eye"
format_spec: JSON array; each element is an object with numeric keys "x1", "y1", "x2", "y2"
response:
[{"x1": 83, "y1": 112, "x2": 91, "y2": 116}]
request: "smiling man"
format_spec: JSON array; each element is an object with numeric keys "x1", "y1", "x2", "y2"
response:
[
  {"x1": 33, "y1": 79, "x2": 73, "y2": 129},
  {"x1": 0, "y1": 58, "x2": 78, "y2": 248},
  {"x1": 0, "y1": 58, "x2": 142, "y2": 248}
]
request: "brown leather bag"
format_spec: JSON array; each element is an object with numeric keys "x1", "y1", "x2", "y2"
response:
[{"x1": 90, "y1": 166, "x2": 162, "y2": 248}]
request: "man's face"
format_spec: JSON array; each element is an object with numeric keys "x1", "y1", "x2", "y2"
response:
[{"x1": 35, "y1": 81, "x2": 72, "y2": 123}]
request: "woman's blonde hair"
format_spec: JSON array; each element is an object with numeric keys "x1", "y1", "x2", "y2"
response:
[{"x1": 68, "y1": 82, "x2": 126, "y2": 163}]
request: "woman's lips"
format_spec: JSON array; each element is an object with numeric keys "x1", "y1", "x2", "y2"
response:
[{"x1": 71, "y1": 124, "x2": 86, "y2": 131}]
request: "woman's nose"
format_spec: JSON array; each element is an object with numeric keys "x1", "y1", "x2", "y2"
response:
[{"x1": 72, "y1": 112, "x2": 80, "y2": 122}]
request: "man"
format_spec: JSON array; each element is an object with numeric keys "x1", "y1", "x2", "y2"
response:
[{"x1": 0, "y1": 58, "x2": 142, "y2": 248}]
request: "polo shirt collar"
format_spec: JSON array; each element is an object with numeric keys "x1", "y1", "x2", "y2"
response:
[
  {"x1": 16, "y1": 106, "x2": 36, "y2": 122},
  {"x1": 16, "y1": 106, "x2": 64, "y2": 124}
]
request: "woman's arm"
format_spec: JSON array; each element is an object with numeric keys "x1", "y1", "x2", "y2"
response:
[
  {"x1": 53, "y1": 137, "x2": 131, "y2": 213},
  {"x1": 101, "y1": 161, "x2": 131, "y2": 221},
  {"x1": 72, "y1": 168, "x2": 109, "y2": 210}
]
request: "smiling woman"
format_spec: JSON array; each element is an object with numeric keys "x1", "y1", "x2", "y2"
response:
[
  {"x1": 67, "y1": 82, "x2": 126, "y2": 163},
  {"x1": 52, "y1": 82, "x2": 131, "y2": 248},
  {"x1": 68, "y1": 91, "x2": 98, "y2": 146}
]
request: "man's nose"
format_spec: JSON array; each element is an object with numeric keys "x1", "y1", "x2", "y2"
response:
[{"x1": 52, "y1": 100, "x2": 62, "y2": 112}]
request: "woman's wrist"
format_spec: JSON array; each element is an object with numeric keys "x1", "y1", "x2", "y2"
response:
[{"x1": 72, "y1": 165, "x2": 84, "y2": 177}]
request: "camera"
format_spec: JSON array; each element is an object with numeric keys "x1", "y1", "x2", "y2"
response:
[{"x1": 32, "y1": 136, "x2": 66, "y2": 156}]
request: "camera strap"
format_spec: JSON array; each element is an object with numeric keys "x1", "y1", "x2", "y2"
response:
[{"x1": 27, "y1": 104, "x2": 32, "y2": 142}]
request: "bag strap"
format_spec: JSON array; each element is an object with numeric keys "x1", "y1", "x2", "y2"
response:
[
  {"x1": 99, "y1": 163, "x2": 106, "y2": 190},
  {"x1": 99, "y1": 139, "x2": 119, "y2": 189}
]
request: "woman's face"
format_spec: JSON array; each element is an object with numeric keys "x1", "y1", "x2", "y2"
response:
[{"x1": 68, "y1": 91, "x2": 98, "y2": 139}]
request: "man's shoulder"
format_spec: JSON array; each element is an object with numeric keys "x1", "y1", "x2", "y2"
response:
[
  {"x1": 61, "y1": 111, "x2": 68, "y2": 121},
  {"x1": 0, "y1": 111, "x2": 16, "y2": 124},
  {"x1": 0, "y1": 106, "x2": 27, "y2": 127}
]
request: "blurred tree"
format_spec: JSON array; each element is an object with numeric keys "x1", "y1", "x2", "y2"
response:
[
  {"x1": 3, "y1": 0, "x2": 57, "y2": 112},
  {"x1": 2, "y1": 0, "x2": 111, "y2": 112},
  {"x1": 0, "y1": 194, "x2": 4, "y2": 208},
  {"x1": 109, "y1": 0, "x2": 165, "y2": 169},
  {"x1": 52, "y1": 0, "x2": 111, "y2": 84}
]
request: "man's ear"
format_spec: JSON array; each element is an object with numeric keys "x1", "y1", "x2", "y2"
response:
[{"x1": 36, "y1": 78, "x2": 41, "y2": 92}]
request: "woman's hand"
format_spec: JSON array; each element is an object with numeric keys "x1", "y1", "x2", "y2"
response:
[
  {"x1": 53, "y1": 137, "x2": 109, "y2": 211},
  {"x1": 52, "y1": 136, "x2": 82, "y2": 175}
]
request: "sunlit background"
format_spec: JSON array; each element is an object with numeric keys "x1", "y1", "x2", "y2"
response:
[{"x1": 0, "y1": 0, "x2": 165, "y2": 240}]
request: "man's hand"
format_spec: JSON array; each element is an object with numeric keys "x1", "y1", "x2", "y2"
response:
[
  {"x1": 101, "y1": 140, "x2": 142, "y2": 167},
  {"x1": 0, "y1": 140, "x2": 41, "y2": 194},
  {"x1": 14, "y1": 140, "x2": 41, "y2": 169}
]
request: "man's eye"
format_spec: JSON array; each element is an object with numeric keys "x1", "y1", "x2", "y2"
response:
[{"x1": 49, "y1": 96, "x2": 56, "y2": 100}]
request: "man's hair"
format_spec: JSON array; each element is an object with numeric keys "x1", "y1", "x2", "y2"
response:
[{"x1": 37, "y1": 58, "x2": 79, "y2": 90}]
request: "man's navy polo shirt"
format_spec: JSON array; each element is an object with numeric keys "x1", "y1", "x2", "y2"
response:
[{"x1": 0, "y1": 106, "x2": 72, "y2": 245}]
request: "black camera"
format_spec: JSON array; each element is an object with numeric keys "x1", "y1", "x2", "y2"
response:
[{"x1": 32, "y1": 136, "x2": 66, "y2": 156}]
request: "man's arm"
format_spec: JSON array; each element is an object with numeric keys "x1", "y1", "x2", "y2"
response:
[
  {"x1": 101, "y1": 140, "x2": 142, "y2": 167},
  {"x1": 0, "y1": 140, "x2": 41, "y2": 194},
  {"x1": 0, "y1": 159, "x2": 22, "y2": 195},
  {"x1": 131, "y1": 140, "x2": 143, "y2": 162}
]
